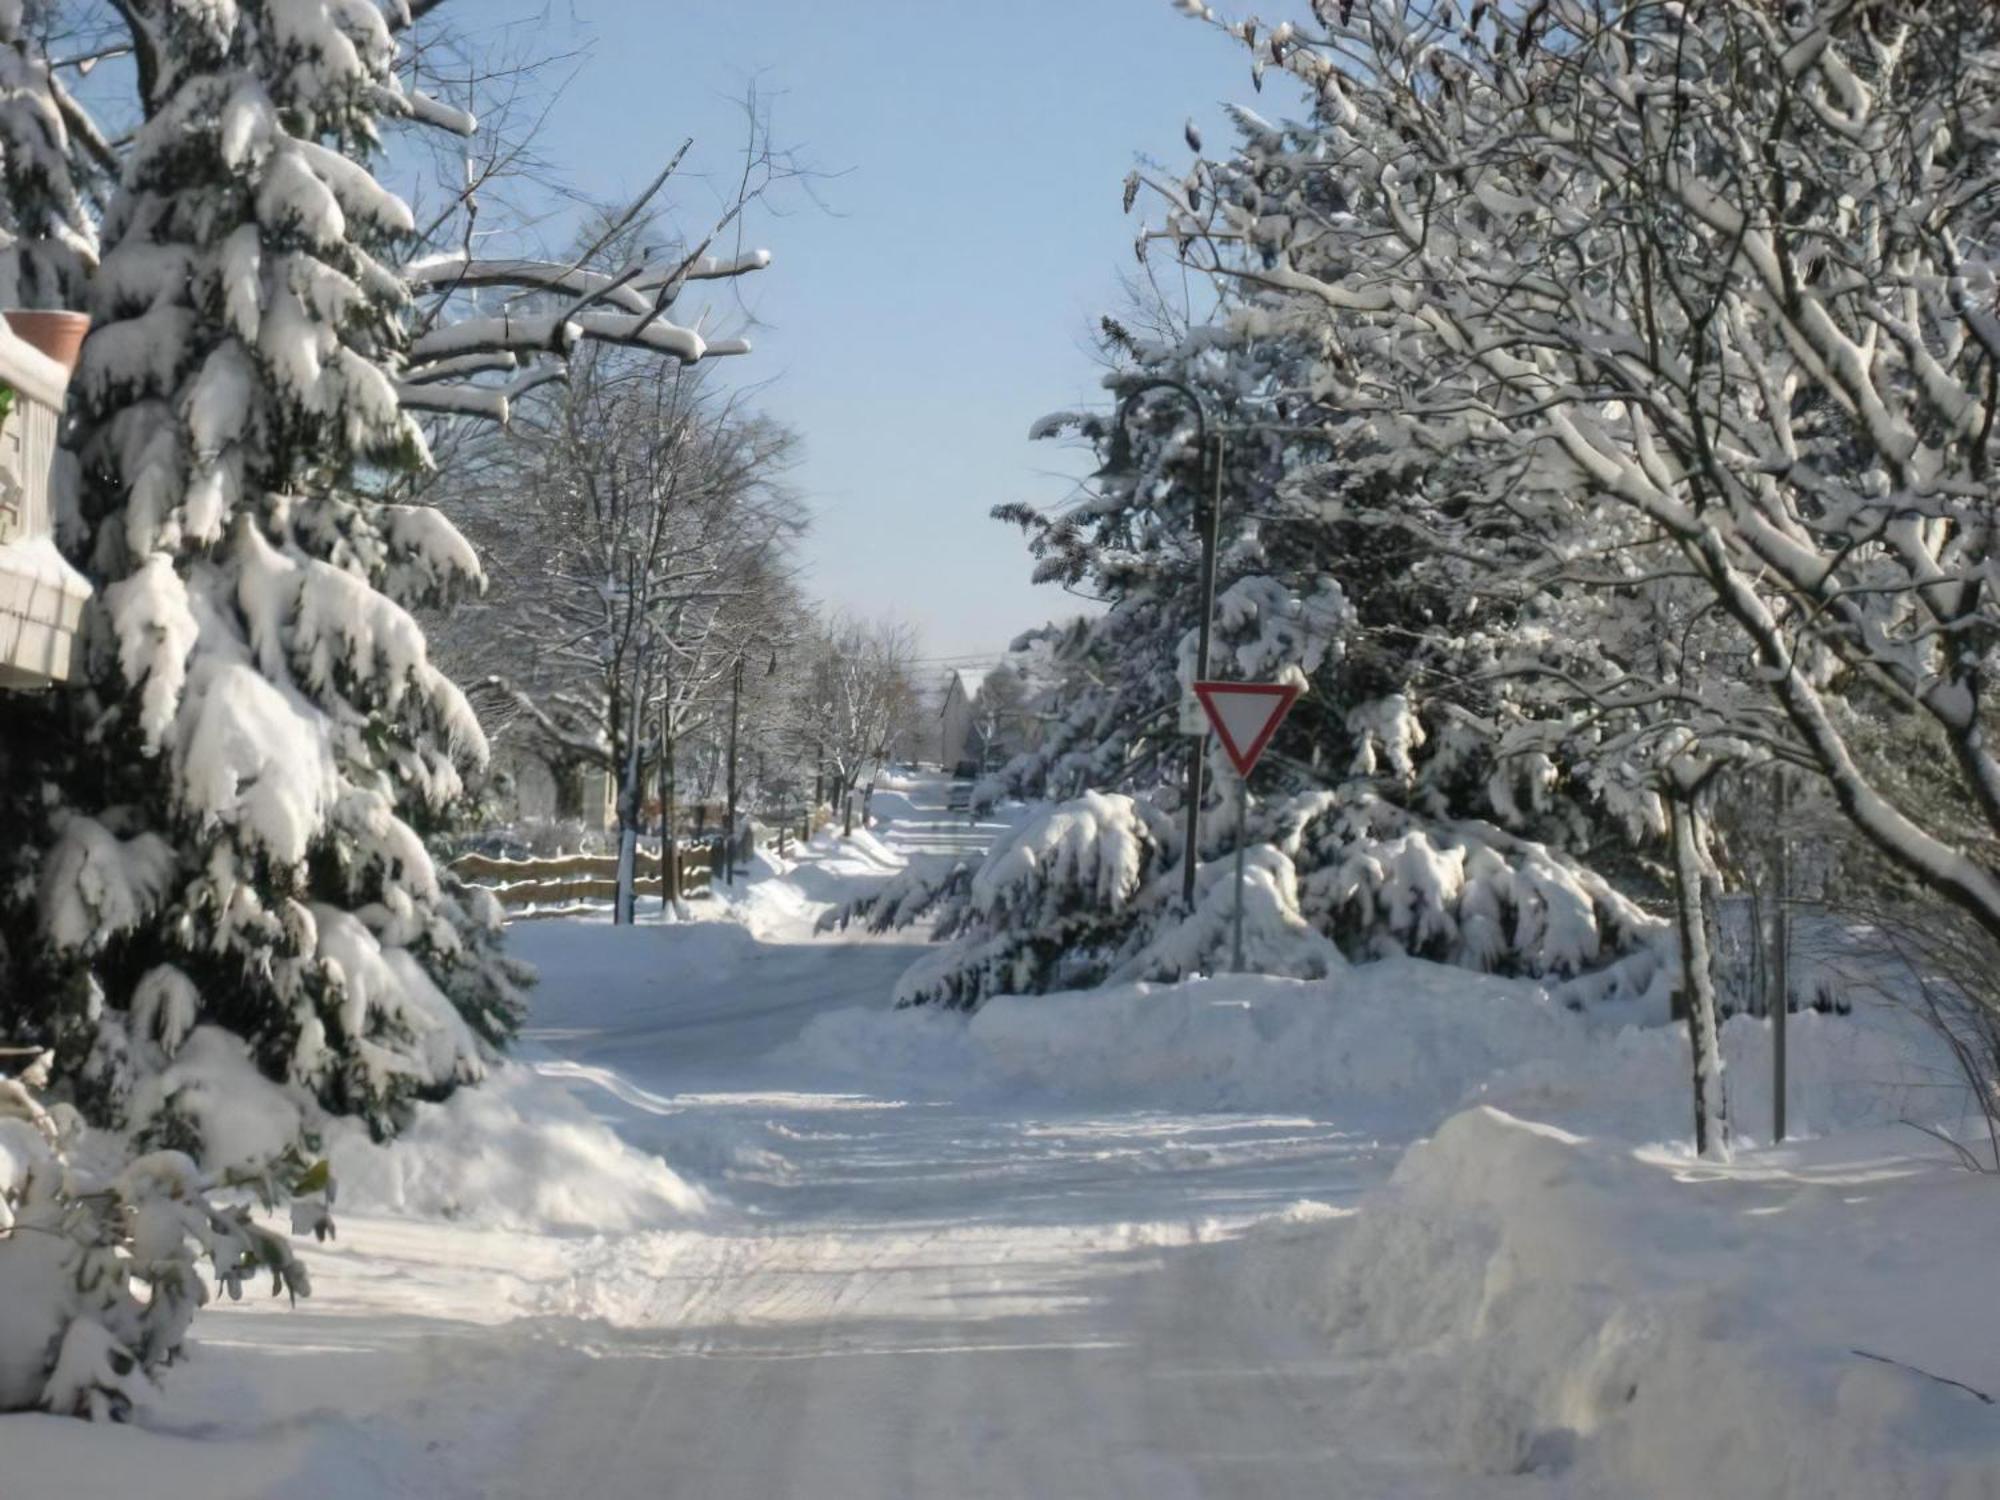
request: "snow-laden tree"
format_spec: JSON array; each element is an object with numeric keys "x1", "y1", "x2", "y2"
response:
[
  {"x1": 0, "y1": 0, "x2": 777, "y2": 1417},
  {"x1": 0, "y1": 0, "x2": 771, "y2": 1127},
  {"x1": 1169, "y1": 0, "x2": 2000, "y2": 960},
  {"x1": 8, "y1": 0, "x2": 519, "y2": 1151},
  {"x1": 1139, "y1": 0, "x2": 2000, "y2": 1148},
  {"x1": 848, "y1": 281, "x2": 1671, "y2": 1008},
  {"x1": 451, "y1": 350, "x2": 803, "y2": 920},
  {"x1": 798, "y1": 614, "x2": 921, "y2": 836}
]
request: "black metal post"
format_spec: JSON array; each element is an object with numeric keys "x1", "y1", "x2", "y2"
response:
[
  {"x1": 1184, "y1": 432, "x2": 1223, "y2": 913},
  {"x1": 660, "y1": 697, "x2": 679, "y2": 912},
  {"x1": 725, "y1": 654, "x2": 744, "y2": 885},
  {"x1": 1772, "y1": 772, "x2": 1790, "y2": 1143}
]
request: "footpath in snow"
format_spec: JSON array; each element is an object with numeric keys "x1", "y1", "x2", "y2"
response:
[{"x1": 8, "y1": 775, "x2": 2000, "y2": 1498}]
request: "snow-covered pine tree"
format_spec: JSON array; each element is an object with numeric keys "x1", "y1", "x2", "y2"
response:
[
  {"x1": 0, "y1": 0, "x2": 95, "y2": 311},
  {"x1": 0, "y1": 1, "x2": 778, "y2": 1415},
  {"x1": 11, "y1": 0, "x2": 515, "y2": 1156},
  {"x1": 839, "y1": 289, "x2": 1669, "y2": 1007}
]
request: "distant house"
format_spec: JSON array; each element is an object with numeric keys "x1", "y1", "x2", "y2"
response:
[{"x1": 937, "y1": 668, "x2": 988, "y2": 770}]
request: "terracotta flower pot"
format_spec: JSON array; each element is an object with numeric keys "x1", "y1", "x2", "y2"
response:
[{"x1": 3, "y1": 311, "x2": 91, "y2": 374}]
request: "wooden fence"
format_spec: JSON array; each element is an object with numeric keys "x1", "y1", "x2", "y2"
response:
[{"x1": 452, "y1": 844, "x2": 716, "y2": 919}]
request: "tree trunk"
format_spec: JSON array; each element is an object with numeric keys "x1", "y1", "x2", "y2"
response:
[
  {"x1": 660, "y1": 702, "x2": 680, "y2": 915},
  {"x1": 1770, "y1": 773, "x2": 1791, "y2": 1143},
  {"x1": 612, "y1": 676, "x2": 645, "y2": 927},
  {"x1": 1669, "y1": 789, "x2": 1729, "y2": 1158},
  {"x1": 553, "y1": 760, "x2": 585, "y2": 822}
]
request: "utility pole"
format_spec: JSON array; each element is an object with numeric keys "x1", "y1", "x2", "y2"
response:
[
  {"x1": 1771, "y1": 772, "x2": 1790, "y2": 1143},
  {"x1": 725, "y1": 654, "x2": 744, "y2": 885}
]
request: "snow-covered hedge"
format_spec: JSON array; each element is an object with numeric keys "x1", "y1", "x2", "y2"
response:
[
  {"x1": 0, "y1": 1053, "x2": 322, "y2": 1420},
  {"x1": 830, "y1": 789, "x2": 1668, "y2": 1010}
]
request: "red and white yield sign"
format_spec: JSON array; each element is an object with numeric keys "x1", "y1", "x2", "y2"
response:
[{"x1": 1193, "y1": 680, "x2": 1300, "y2": 776}]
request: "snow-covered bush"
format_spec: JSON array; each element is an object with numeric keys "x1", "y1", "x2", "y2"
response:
[
  {"x1": 0, "y1": 1051, "x2": 321, "y2": 1420},
  {"x1": 1287, "y1": 791, "x2": 1666, "y2": 1007},
  {"x1": 832, "y1": 792, "x2": 1184, "y2": 1008},
  {"x1": 833, "y1": 787, "x2": 1666, "y2": 1010}
]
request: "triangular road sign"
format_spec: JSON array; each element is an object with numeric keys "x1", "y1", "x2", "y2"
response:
[{"x1": 1193, "y1": 680, "x2": 1301, "y2": 776}]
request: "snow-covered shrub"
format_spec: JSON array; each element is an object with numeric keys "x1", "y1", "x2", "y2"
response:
[
  {"x1": 0, "y1": 1051, "x2": 321, "y2": 1420},
  {"x1": 832, "y1": 792, "x2": 1184, "y2": 1008},
  {"x1": 1286, "y1": 791, "x2": 1667, "y2": 1006},
  {"x1": 833, "y1": 787, "x2": 1664, "y2": 1010}
]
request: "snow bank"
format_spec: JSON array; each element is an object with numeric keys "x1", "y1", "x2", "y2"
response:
[
  {"x1": 330, "y1": 1063, "x2": 705, "y2": 1233},
  {"x1": 705, "y1": 822, "x2": 913, "y2": 941},
  {"x1": 1476, "y1": 999, "x2": 1948, "y2": 1144},
  {"x1": 789, "y1": 962, "x2": 1567, "y2": 1119},
  {"x1": 1191, "y1": 1108, "x2": 2000, "y2": 1497},
  {"x1": 787, "y1": 959, "x2": 1949, "y2": 1140}
]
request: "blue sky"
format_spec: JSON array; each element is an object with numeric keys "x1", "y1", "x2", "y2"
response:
[{"x1": 464, "y1": 1, "x2": 1250, "y2": 666}]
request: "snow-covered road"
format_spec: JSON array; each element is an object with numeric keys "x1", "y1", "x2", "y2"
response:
[
  {"x1": 14, "y1": 778, "x2": 1998, "y2": 1498},
  {"x1": 469, "y1": 779, "x2": 1503, "y2": 1497},
  {"x1": 11, "y1": 779, "x2": 1527, "y2": 1498}
]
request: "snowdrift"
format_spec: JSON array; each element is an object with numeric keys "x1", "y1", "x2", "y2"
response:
[
  {"x1": 329, "y1": 1063, "x2": 707, "y2": 1233},
  {"x1": 1193, "y1": 1107, "x2": 2000, "y2": 1498},
  {"x1": 120, "y1": 1016, "x2": 707, "y2": 1236},
  {"x1": 787, "y1": 959, "x2": 1944, "y2": 1137}
]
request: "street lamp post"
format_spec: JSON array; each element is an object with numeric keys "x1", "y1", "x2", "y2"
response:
[
  {"x1": 1095, "y1": 380, "x2": 1223, "y2": 914},
  {"x1": 724, "y1": 654, "x2": 744, "y2": 885},
  {"x1": 724, "y1": 647, "x2": 781, "y2": 886}
]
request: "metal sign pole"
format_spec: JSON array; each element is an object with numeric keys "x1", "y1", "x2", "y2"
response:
[
  {"x1": 1231, "y1": 772, "x2": 1248, "y2": 973},
  {"x1": 1190, "y1": 678, "x2": 1301, "y2": 979}
]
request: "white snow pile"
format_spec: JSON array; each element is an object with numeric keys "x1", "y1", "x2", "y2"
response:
[
  {"x1": 328, "y1": 1063, "x2": 706, "y2": 1233},
  {"x1": 111, "y1": 1012, "x2": 704, "y2": 1236},
  {"x1": 715, "y1": 825, "x2": 908, "y2": 938},
  {"x1": 786, "y1": 958, "x2": 1943, "y2": 1134},
  {"x1": 1187, "y1": 1107, "x2": 2000, "y2": 1499},
  {"x1": 790, "y1": 962, "x2": 1561, "y2": 1118}
]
